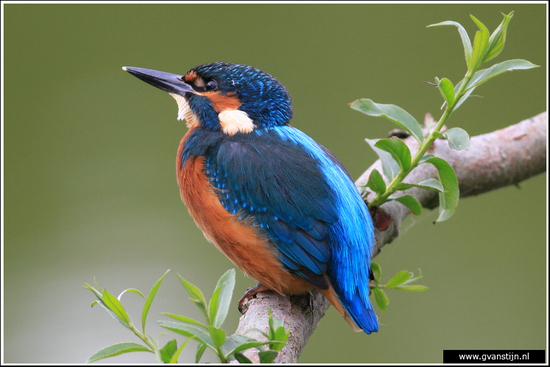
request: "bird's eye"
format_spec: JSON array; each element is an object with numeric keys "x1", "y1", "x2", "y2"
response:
[{"x1": 205, "y1": 80, "x2": 218, "y2": 91}]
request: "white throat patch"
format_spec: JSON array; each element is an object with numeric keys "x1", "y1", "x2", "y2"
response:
[
  {"x1": 169, "y1": 93, "x2": 199, "y2": 129},
  {"x1": 218, "y1": 109, "x2": 255, "y2": 135},
  {"x1": 169, "y1": 93, "x2": 254, "y2": 134}
]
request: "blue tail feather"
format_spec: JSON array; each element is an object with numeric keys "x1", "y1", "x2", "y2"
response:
[{"x1": 345, "y1": 297, "x2": 379, "y2": 334}]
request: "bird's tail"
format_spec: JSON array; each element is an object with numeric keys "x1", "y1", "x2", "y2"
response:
[
  {"x1": 320, "y1": 286, "x2": 379, "y2": 334},
  {"x1": 344, "y1": 295, "x2": 379, "y2": 334}
]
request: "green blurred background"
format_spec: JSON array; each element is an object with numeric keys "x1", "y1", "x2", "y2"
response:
[{"x1": 3, "y1": 3, "x2": 546, "y2": 363}]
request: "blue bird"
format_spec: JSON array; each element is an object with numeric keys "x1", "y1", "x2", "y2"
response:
[{"x1": 123, "y1": 62, "x2": 378, "y2": 333}]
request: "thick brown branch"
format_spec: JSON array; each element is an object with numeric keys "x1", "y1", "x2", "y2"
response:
[{"x1": 233, "y1": 112, "x2": 547, "y2": 363}]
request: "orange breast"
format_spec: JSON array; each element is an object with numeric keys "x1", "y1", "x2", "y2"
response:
[{"x1": 175, "y1": 130, "x2": 313, "y2": 295}]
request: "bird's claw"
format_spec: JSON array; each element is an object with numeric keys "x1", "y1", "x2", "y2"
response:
[{"x1": 238, "y1": 283, "x2": 269, "y2": 314}]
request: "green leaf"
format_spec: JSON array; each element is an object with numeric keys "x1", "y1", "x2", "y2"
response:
[
  {"x1": 484, "y1": 11, "x2": 513, "y2": 63},
  {"x1": 351, "y1": 99, "x2": 424, "y2": 143},
  {"x1": 419, "y1": 154, "x2": 436, "y2": 163},
  {"x1": 84, "y1": 282, "x2": 104, "y2": 300},
  {"x1": 160, "y1": 339, "x2": 178, "y2": 363},
  {"x1": 234, "y1": 352, "x2": 253, "y2": 363},
  {"x1": 271, "y1": 327, "x2": 289, "y2": 351},
  {"x1": 195, "y1": 343, "x2": 207, "y2": 363},
  {"x1": 85, "y1": 282, "x2": 134, "y2": 329},
  {"x1": 423, "y1": 157, "x2": 459, "y2": 222},
  {"x1": 367, "y1": 169, "x2": 386, "y2": 196},
  {"x1": 222, "y1": 333, "x2": 284, "y2": 359},
  {"x1": 208, "y1": 286, "x2": 223, "y2": 325},
  {"x1": 442, "y1": 128, "x2": 470, "y2": 150},
  {"x1": 416, "y1": 178, "x2": 445, "y2": 192},
  {"x1": 267, "y1": 310, "x2": 289, "y2": 351},
  {"x1": 221, "y1": 334, "x2": 256, "y2": 356},
  {"x1": 93, "y1": 278, "x2": 102, "y2": 291},
  {"x1": 158, "y1": 320, "x2": 216, "y2": 349},
  {"x1": 466, "y1": 59, "x2": 539, "y2": 91},
  {"x1": 259, "y1": 350, "x2": 279, "y2": 363},
  {"x1": 102, "y1": 289, "x2": 131, "y2": 325},
  {"x1": 178, "y1": 274, "x2": 208, "y2": 318},
  {"x1": 389, "y1": 194, "x2": 422, "y2": 215},
  {"x1": 161, "y1": 312, "x2": 207, "y2": 329},
  {"x1": 374, "y1": 137, "x2": 412, "y2": 173},
  {"x1": 438, "y1": 77, "x2": 455, "y2": 106},
  {"x1": 117, "y1": 288, "x2": 145, "y2": 301},
  {"x1": 393, "y1": 285, "x2": 429, "y2": 291},
  {"x1": 366, "y1": 139, "x2": 401, "y2": 180},
  {"x1": 208, "y1": 268, "x2": 236, "y2": 328},
  {"x1": 401, "y1": 268, "x2": 424, "y2": 285},
  {"x1": 393, "y1": 182, "x2": 414, "y2": 191},
  {"x1": 385, "y1": 270, "x2": 412, "y2": 289},
  {"x1": 228, "y1": 340, "x2": 283, "y2": 357},
  {"x1": 370, "y1": 262, "x2": 381, "y2": 284},
  {"x1": 208, "y1": 326, "x2": 227, "y2": 347},
  {"x1": 87, "y1": 342, "x2": 152, "y2": 363},
  {"x1": 394, "y1": 178, "x2": 444, "y2": 193},
  {"x1": 469, "y1": 14, "x2": 490, "y2": 71},
  {"x1": 169, "y1": 338, "x2": 190, "y2": 363},
  {"x1": 372, "y1": 287, "x2": 389, "y2": 311},
  {"x1": 427, "y1": 20, "x2": 472, "y2": 70},
  {"x1": 229, "y1": 332, "x2": 262, "y2": 344},
  {"x1": 268, "y1": 309, "x2": 285, "y2": 333},
  {"x1": 91, "y1": 299, "x2": 132, "y2": 330},
  {"x1": 142, "y1": 269, "x2": 170, "y2": 333}
]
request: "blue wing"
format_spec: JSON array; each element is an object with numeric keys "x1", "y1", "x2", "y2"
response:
[
  {"x1": 205, "y1": 125, "x2": 378, "y2": 333},
  {"x1": 205, "y1": 127, "x2": 338, "y2": 289}
]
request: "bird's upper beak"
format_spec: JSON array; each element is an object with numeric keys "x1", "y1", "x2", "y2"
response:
[{"x1": 122, "y1": 66, "x2": 195, "y2": 96}]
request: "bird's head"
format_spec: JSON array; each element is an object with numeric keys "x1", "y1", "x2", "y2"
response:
[{"x1": 123, "y1": 62, "x2": 293, "y2": 134}]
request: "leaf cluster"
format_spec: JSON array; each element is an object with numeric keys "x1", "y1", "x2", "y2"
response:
[
  {"x1": 351, "y1": 12, "x2": 537, "y2": 222},
  {"x1": 370, "y1": 262, "x2": 428, "y2": 311},
  {"x1": 84, "y1": 269, "x2": 289, "y2": 363}
]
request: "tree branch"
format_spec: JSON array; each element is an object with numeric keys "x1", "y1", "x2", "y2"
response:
[{"x1": 233, "y1": 112, "x2": 547, "y2": 363}]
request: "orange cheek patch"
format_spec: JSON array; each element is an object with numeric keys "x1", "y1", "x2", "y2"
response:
[{"x1": 204, "y1": 91, "x2": 241, "y2": 113}]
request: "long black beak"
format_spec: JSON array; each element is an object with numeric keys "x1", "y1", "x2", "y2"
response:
[{"x1": 122, "y1": 66, "x2": 195, "y2": 96}]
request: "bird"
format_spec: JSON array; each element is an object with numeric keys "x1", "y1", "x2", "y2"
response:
[{"x1": 122, "y1": 62, "x2": 378, "y2": 334}]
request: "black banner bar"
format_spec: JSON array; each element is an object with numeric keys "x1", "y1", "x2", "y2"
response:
[{"x1": 443, "y1": 350, "x2": 545, "y2": 363}]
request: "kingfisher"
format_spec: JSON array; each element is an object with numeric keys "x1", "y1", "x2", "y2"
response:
[{"x1": 123, "y1": 62, "x2": 378, "y2": 334}]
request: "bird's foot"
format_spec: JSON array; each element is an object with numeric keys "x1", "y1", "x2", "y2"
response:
[{"x1": 238, "y1": 283, "x2": 270, "y2": 314}]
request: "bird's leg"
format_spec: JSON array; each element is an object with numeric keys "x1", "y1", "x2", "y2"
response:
[{"x1": 238, "y1": 283, "x2": 270, "y2": 313}]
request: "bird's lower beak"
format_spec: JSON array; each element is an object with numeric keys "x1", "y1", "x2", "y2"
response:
[{"x1": 122, "y1": 66, "x2": 195, "y2": 96}]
